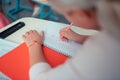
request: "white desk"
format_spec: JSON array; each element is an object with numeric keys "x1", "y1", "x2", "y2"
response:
[
  {"x1": 0, "y1": 17, "x2": 98, "y2": 44},
  {"x1": 0, "y1": 17, "x2": 50, "y2": 43}
]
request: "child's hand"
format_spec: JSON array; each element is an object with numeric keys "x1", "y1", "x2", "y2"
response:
[
  {"x1": 60, "y1": 28, "x2": 88, "y2": 43},
  {"x1": 22, "y1": 30, "x2": 44, "y2": 47}
]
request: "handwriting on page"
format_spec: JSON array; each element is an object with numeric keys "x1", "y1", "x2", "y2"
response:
[{"x1": 37, "y1": 22, "x2": 82, "y2": 57}]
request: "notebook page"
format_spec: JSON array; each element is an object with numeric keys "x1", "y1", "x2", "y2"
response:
[
  {"x1": 0, "y1": 72, "x2": 11, "y2": 80},
  {"x1": 37, "y1": 21, "x2": 82, "y2": 57},
  {"x1": 0, "y1": 38, "x2": 19, "y2": 57}
]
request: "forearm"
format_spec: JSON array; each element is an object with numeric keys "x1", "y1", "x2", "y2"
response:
[
  {"x1": 72, "y1": 32, "x2": 88, "y2": 43},
  {"x1": 77, "y1": 35, "x2": 88, "y2": 43},
  {"x1": 28, "y1": 44, "x2": 46, "y2": 67},
  {"x1": 29, "y1": 60, "x2": 80, "y2": 80}
]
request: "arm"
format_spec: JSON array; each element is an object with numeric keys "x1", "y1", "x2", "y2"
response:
[
  {"x1": 22, "y1": 30, "x2": 80, "y2": 80},
  {"x1": 28, "y1": 44, "x2": 46, "y2": 66},
  {"x1": 22, "y1": 30, "x2": 46, "y2": 67},
  {"x1": 29, "y1": 59, "x2": 80, "y2": 80}
]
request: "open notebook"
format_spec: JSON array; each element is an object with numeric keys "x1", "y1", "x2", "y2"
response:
[
  {"x1": 0, "y1": 20, "x2": 82, "y2": 57},
  {"x1": 37, "y1": 22, "x2": 82, "y2": 57}
]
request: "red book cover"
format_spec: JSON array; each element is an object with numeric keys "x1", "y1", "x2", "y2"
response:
[{"x1": 0, "y1": 43, "x2": 67, "y2": 80}]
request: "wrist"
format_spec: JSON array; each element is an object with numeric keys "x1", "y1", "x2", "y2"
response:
[
  {"x1": 27, "y1": 40, "x2": 42, "y2": 48},
  {"x1": 77, "y1": 35, "x2": 88, "y2": 43}
]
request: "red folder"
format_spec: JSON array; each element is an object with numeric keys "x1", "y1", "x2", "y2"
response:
[{"x1": 0, "y1": 43, "x2": 67, "y2": 80}]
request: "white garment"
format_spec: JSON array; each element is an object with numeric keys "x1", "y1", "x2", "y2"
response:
[{"x1": 29, "y1": 31, "x2": 120, "y2": 80}]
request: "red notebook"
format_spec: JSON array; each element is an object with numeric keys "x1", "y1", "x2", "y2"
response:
[{"x1": 0, "y1": 43, "x2": 67, "y2": 80}]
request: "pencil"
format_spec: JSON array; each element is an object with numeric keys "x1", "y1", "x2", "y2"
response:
[
  {"x1": 65, "y1": 22, "x2": 73, "y2": 31},
  {"x1": 61, "y1": 22, "x2": 73, "y2": 41}
]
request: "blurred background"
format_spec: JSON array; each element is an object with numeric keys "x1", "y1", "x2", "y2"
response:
[{"x1": 0, "y1": 0, "x2": 69, "y2": 29}]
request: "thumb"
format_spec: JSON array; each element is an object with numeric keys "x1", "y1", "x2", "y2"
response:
[
  {"x1": 62, "y1": 31, "x2": 69, "y2": 38},
  {"x1": 40, "y1": 31, "x2": 45, "y2": 42},
  {"x1": 40, "y1": 31, "x2": 44, "y2": 39},
  {"x1": 40, "y1": 31, "x2": 44, "y2": 37}
]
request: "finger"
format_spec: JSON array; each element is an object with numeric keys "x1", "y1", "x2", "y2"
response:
[
  {"x1": 60, "y1": 33, "x2": 68, "y2": 41},
  {"x1": 60, "y1": 28, "x2": 65, "y2": 33},
  {"x1": 60, "y1": 34, "x2": 64, "y2": 41},
  {"x1": 62, "y1": 28, "x2": 66, "y2": 32},
  {"x1": 25, "y1": 32, "x2": 29, "y2": 36},
  {"x1": 60, "y1": 31, "x2": 66, "y2": 39},
  {"x1": 31, "y1": 30, "x2": 36, "y2": 34},
  {"x1": 62, "y1": 37, "x2": 68, "y2": 42},
  {"x1": 40, "y1": 31, "x2": 44, "y2": 36},
  {"x1": 67, "y1": 28, "x2": 71, "y2": 32},
  {"x1": 60, "y1": 30, "x2": 62, "y2": 34},
  {"x1": 33, "y1": 30, "x2": 38, "y2": 33},
  {"x1": 29, "y1": 30, "x2": 34, "y2": 33},
  {"x1": 22, "y1": 35, "x2": 26, "y2": 41},
  {"x1": 40, "y1": 31, "x2": 44, "y2": 40},
  {"x1": 61, "y1": 31, "x2": 67, "y2": 37}
]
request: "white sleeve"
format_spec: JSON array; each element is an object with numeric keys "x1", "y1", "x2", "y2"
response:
[
  {"x1": 29, "y1": 62, "x2": 51, "y2": 80},
  {"x1": 70, "y1": 26, "x2": 98, "y2": 36},
  {"x1": 29, "y1": 61, "x2": 81, "y2": 80},
  {"x1": 29, "y1": 31, "x2": 120, "y2": 80}
]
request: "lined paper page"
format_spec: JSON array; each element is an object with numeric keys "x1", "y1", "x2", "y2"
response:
[
  {"x1": 0, "y1": 72, "x2": 11, "y2": 80},
  {"x1": 0, "y1": 38, "x2": 19, "y2": 57},
  {"x1": 37, "y1": 22, "x2": 82, "y2": 57}
]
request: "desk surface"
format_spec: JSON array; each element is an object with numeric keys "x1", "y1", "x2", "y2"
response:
[
  {"x1": 0, "y1": 17, "x2": 98, "y2": 43},
  {"x1": 0, "y1": 17, "x2": 48, "y2": 43}
]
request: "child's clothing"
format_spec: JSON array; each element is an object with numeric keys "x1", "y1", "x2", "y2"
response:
[{"x1": 29, "y1": 30, "x2": 120, "y2": 80}]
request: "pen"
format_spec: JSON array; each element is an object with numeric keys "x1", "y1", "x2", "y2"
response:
[
  {"x1": 65, "y1": 22, "x2": 73, "y2": 31},
  {"x1": 61, "y1": 22, "x2": 73, "y2": 41}
]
